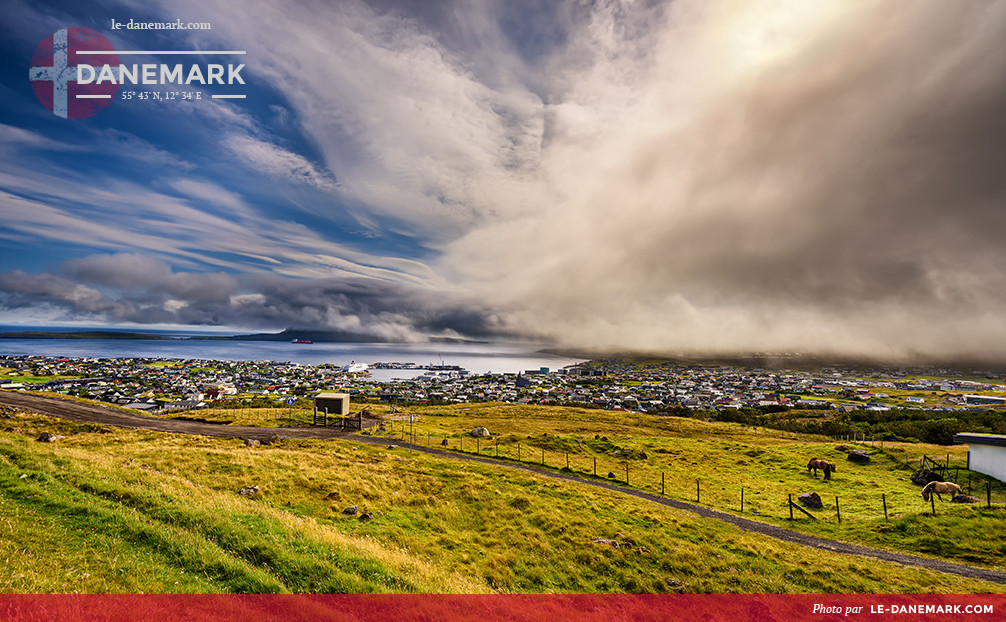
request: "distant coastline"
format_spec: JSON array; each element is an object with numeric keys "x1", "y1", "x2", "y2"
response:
[
  {"x1": 0, "y1": 331, "x2": 170, "y2": 340},
  {"x1": 0, "y1": 327, "x2": 486, "y2": 345}
]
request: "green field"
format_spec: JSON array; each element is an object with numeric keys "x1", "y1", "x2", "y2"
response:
[{"x1": 0, "y1": 398, "x2": 1003, "y2": 593}]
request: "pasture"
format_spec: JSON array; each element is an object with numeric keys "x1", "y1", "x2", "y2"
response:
[{"x1": 0, "y1": 399, "x2": 1003, "y2": 593}]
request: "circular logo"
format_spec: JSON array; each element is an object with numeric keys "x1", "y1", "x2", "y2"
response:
[{"x1": 29, "y1": 28, "x2": 120, "y2": 119}]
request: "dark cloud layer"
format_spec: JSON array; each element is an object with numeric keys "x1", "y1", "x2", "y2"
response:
[{"x1": 0, "y1": 254, "x2": 498, "y2": 341}]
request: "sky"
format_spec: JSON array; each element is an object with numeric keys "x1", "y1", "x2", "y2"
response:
[{"x1": 2, "y1": 0, "x2": 1006, "y2": 361}]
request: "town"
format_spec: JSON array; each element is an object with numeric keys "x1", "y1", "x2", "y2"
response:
[{"x1": 2, "y1": 354, "x2": 1005, "y2": 415}]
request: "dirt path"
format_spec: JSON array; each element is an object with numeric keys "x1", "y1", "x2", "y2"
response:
[{"x1": 4, "y1": 390, "x2": 1005, "y2": 586}]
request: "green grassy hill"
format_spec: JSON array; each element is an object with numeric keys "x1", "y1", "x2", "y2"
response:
[{"x1": 0, "y1": 399, "x2": 1002, "y2": 593}]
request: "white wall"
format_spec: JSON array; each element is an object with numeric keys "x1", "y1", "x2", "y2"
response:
[{"x1": 969, "y1": 444, "x2": 1006, "y2": 483}]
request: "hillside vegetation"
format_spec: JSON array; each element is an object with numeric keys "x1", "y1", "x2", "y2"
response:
[{"x1": 0, "y1": 400, "x2": 1003, "y2": 593}]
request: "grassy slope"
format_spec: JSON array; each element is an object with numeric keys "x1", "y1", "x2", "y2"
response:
[{"x1": 0, "y1": 403, "x2": 1001, "y2": 594}]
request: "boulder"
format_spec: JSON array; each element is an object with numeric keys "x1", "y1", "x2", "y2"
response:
[
  {"x1": 846, "y1": 449, "x2": 870, "y2": 464},
  {"x1": 358, "y1": 511, "x2": 374, "y2": 521},
  {"x1": 471, "y1": 427, "x2": 491, "y2": 438},
  {"x1": 243, "y1": 438, "x2": 261, "y2": 447},
  {"x1": 238, "y1": 485, "x2": 260, "y2": 497},
  {"x1": 607, "y1": 471, "x2": 617, "y2": 479},
  {"x1": 591, "y1": 537, "x2": 620, "y2": 548},
  {"x1": 910, "y1": 468, "x2": 941, "y2": 486},
  {"x1": 798, "y1": 492, "x2": 823, "y2": 509},
  {"x1": 36, "y1": 432, "x2": 64, "y2": 443},
  {"x1": 343, "y1": 505, "x2": 359, "y2": 516},
  {"x1": 834, "y1": 444, "x2": 848, "y2": 452},
  {"x1": 441, "y1": 438, "x2": 449, "y2": 446}
]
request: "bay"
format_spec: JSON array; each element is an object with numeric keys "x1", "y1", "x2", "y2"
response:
[{"x1": 0, "y1": 337, "x2": 584, "y2": 381}]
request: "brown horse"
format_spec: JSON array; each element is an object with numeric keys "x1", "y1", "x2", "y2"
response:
[
  {"x1": 921, "y1": 481, "x2": 962, "y2": 502},
  {"x1": 807, "y1": 458, "x2": 836, "y2": 480}
]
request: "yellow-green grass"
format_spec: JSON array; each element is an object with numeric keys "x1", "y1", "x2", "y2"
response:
[
  {"x1": 159, "y1": 406, "x2": 309, "y2": 428},
  {"x1": 0, "y1": 406, "x2": 1002, "y2": 593},
  {"x1": 5, "y1": 375, "x2": 80, "y2": 384}
]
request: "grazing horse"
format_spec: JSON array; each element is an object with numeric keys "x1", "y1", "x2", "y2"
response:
[
  {"x1": 807, "y1": 458, "x2": 836, "y2": 480},
  {"x1": 921, "y1": 481, "x2": 962, "y2": 502}
]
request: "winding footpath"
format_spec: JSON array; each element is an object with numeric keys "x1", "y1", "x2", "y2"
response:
[{"x1": 3, "y1": 390, "x2": 1005, "y2": 587}]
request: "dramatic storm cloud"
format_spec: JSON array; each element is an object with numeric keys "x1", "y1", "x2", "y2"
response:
[
  {"x1": 3, "y1": 0, "x2": 1006, "y2": 359},
  {"x1": 445, "y1": 0, "x2": 1006, "y2": 359}
]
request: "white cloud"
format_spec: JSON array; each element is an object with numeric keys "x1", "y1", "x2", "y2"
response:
[{"x1": 223, "y1": 134, "x2": 339, "y2": 192}]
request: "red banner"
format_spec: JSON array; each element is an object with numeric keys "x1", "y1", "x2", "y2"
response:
[{"x1": 1, "y1": 595, "x2": 1004, "y2": 622}]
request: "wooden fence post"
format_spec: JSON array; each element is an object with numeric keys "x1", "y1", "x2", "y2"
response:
[
  {"x1": 566, "y1": 452, "x2": 569, "y2": 470},
  {"x1": 882, "y1": 493, "x2": 888, "y2": 521},
  {"x1": 625, "y1": 463, "x2": 629, "y2": 486},
  {"x1": 696, "y1": 479, "x2": 700, "y2": 503},
  {"x1": 836, "y1": 496, "x2": 841, "y2": 523},
  {"x1": 741, "y1": 487, "x2": 744, "y2": 512},
  {"x1": 477, "y1": 437, "x2": 480, "y2": 454},
  {"x1": 789, "y1": 494, "x2": 794, "y2": 520},
  {"x1": 661, "y1": 472, "x2": 665, "y2": 496}
]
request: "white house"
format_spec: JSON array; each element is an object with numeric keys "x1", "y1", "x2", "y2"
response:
[{"x1": 954, "y1": 433, "x2": 1006, "y2": 482}]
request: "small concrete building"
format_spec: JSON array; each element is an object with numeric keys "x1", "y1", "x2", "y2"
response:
[
  {"x1": 314, "y1": 392, "x2": 350, "y2": 416},
  {"x1": 954, "y1": 433, "x2": 1006, "y2": 482}
]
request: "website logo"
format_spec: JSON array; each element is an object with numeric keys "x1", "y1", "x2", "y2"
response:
[{"x1": 29, "y1": 27, "x2": 120, "y2": 119}]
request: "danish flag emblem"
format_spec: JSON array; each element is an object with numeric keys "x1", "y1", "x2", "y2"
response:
[{"x1": 29, "y1": 28, "x2": 120, "y2": 119}]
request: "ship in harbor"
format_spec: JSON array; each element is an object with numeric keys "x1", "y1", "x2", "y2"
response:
[
  {"x1": 341, "y1": 361, "x2": 369, "y2": 374},
  {"x1": 290, "y1": 339, "x2": 313, "y2": 344}
]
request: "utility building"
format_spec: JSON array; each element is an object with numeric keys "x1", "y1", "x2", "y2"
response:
[
  {"x1": 954, "y1": 433, "x2": 1006, "y2": 482},
  {"x1": 314, "y1": 392, "x2": 350, "y2": 417}
]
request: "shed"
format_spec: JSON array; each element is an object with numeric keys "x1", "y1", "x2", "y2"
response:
[
  {"x1": 315, "y1": 392, "x2": 350, "y2": 417},
  {"x1": 954, "y1": 433, "x2": 1006, "y2": 482}
]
